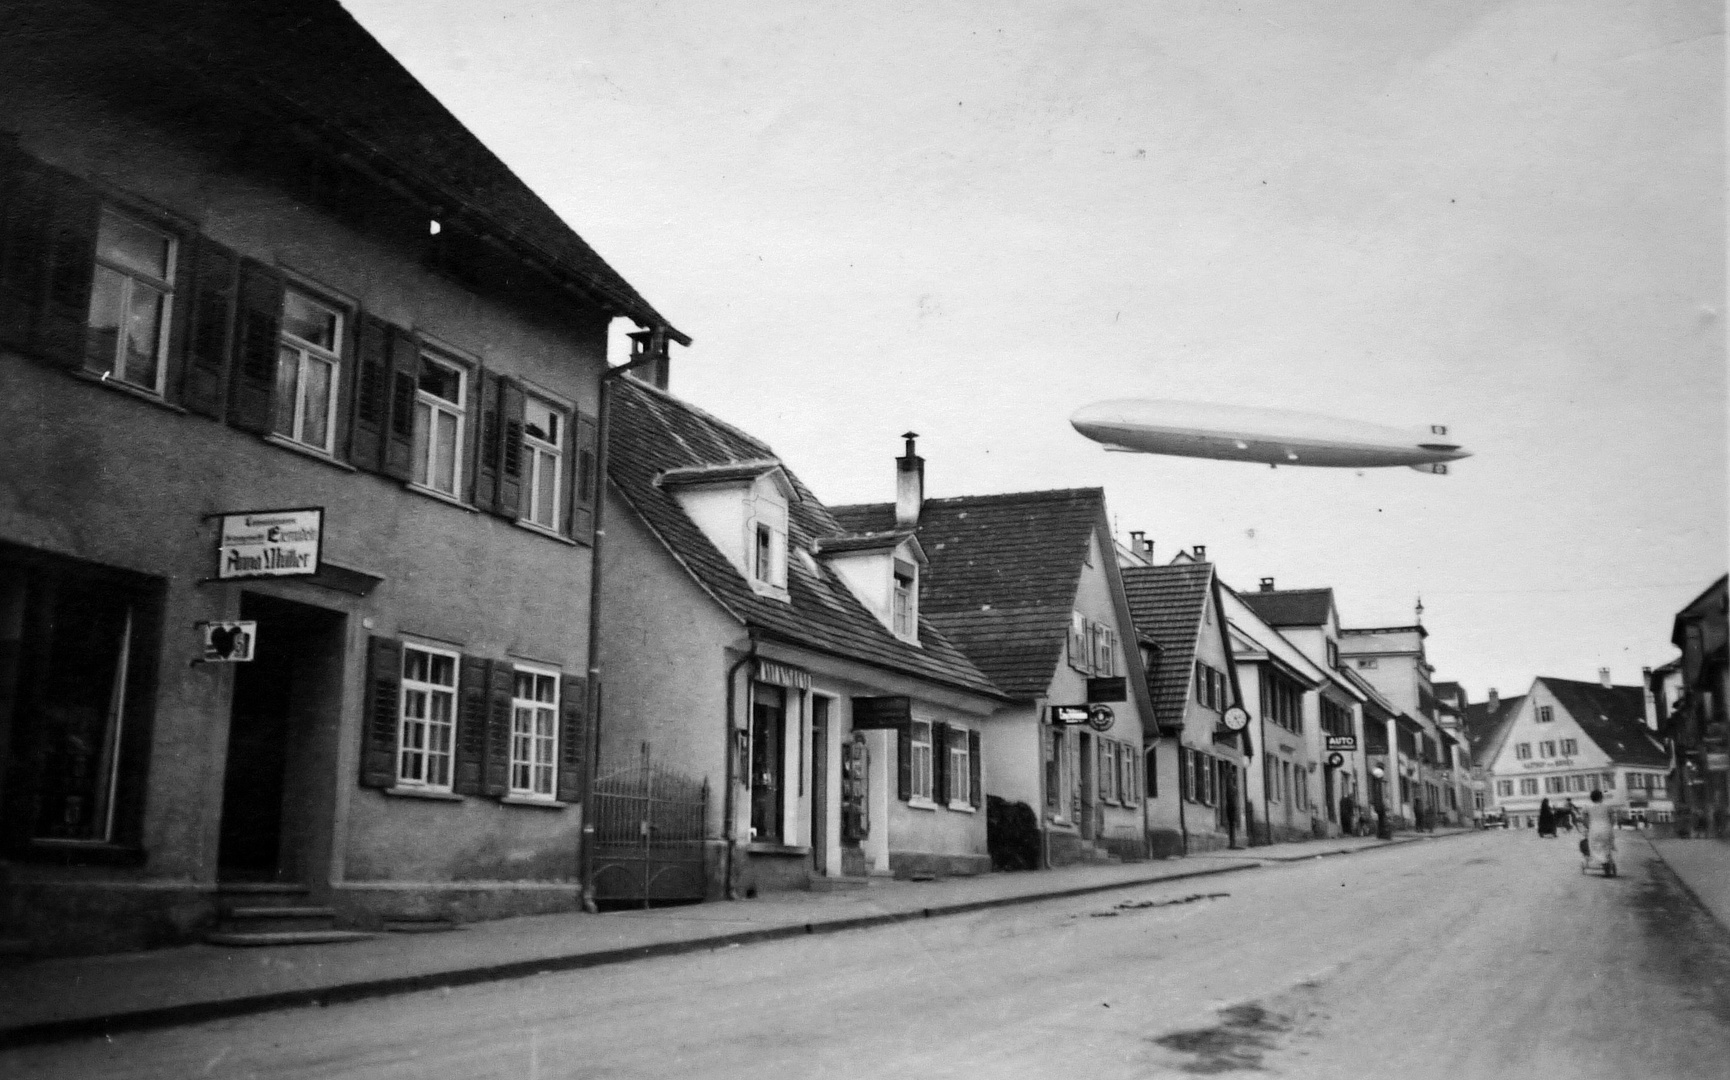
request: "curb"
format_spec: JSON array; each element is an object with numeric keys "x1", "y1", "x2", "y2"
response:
[{"x1": 0, "y1": 861, "x2": 1258, "y2": 1049}]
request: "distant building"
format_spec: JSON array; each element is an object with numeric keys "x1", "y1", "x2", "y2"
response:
[
  {"x1": 1338, "y1": 623, "x2": 1468, "y2": 828},
  {"x1": 1484, "y1": 677, "x2": 1671, "y2": 829},
  {"x1": 1667, "y1": 576, "x2": 1729, "y2": 837},
  {"x1": 1462, "y1": 688, "x2": 1525, "y2": 821}
]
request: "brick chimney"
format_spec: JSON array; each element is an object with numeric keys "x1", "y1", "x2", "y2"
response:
[
  {"x1": 1192, "y1": 545, "x2": 1206, "y2": 560},
  {"x1": 1598, "y1": 666, "x2": 1611, "y2": 688},
  {"x1": 1488, "y1": 688, "x2": 1499, "y2": 712},
  {"x1": 1141, "y1": 538, "x2": 1154, "y2": 561},
  {"x1": 896, "y1": 432, "x2": 924, "y2": 528},
  {"x1": 627, "y1": 327, "x2": 671, "y2": 390},
  {"x1": 1260, "y1": 577, "x2": 1275, "y2": 592}
]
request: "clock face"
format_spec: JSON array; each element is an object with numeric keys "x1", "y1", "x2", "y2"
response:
[{"x1": 1222, "y1": 706, "x2": 1250, "y2": 731}]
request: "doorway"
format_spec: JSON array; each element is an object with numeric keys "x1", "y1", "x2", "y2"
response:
[
  {"x1": 749, "y1": 683, "x2": 785, "y2": 844},
  {"x1": 810, "y1": 697, "x2": 829, "y2": 873},
  {"x1": 1078, "y1": 732, "x2": 1095, "y2": 840},
  {"x1": 217, "y1": 593, "x2": 344, "y2": 882}
]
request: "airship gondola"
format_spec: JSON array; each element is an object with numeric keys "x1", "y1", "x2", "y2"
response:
[{"x1": 1069, "y1": 399, "x2": 1470, "y2": 472}]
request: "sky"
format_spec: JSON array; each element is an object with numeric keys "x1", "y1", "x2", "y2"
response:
[{"x1": 344, "y1": 0, "x2": 1725, "y2": 702}]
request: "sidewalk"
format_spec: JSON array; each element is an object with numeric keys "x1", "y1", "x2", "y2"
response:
[
  {"x1": 0, "y1": 830, "x2": 1463, "y2": 1047},
  {"x1": 1647, "y1": 834, "x2": 1730, "y2": 933}
]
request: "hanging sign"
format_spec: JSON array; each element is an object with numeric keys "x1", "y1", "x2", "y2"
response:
[
  {"x1": 1087, "y1": 677, "x2": 1127, "y2": 703},
  {"x1": 199, "y1": 621, "x2": 256, "y2": 662},
  {"x1": 1326, "y1": 735, "x2": 1358, "y2": 752},
  {"x1": 1086, "y1": 704, "x2": 1116, "y2": 732},
  {"x1": 216, "y1": 508, "x2": 323, "y2": 579},
  {"x1": 1326, "y1": 752, "x2": 1345, "y2": 768},
  {"x1": 1050, "y1": 705, "x2": 1090, "y2": 726}
]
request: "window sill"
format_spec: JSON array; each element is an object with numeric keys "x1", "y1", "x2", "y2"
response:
[
  {"x1": 514, "y1": 520, "x2": 578, "y2": 546},
  {"x1": 501, "y1": 795, "x2": 567, "y2": 810},
  {"x1": 72, "y1": 369, "x2": 188, "y2": 413},
  {"x1": 407, "y1": 482, "x2": 480, "y2": 513},
  {"x1": 745, "y1": 842, "x2": 810, "y2": 857},
  {"x1": 945, "y1": 801, "x2": 977, "y2": 814},
  {"x1": 907, "y1": 797, "x2": 939, "y2": 811},
  {"x1": 264, "y1": 433, "x2": 358, "y2": 472},
  {"x1": 383, "y1": 786, "x2": 463, "y2": 802},
  {"x1": 748, "y1": 579, "x2": 790, "y2": 603}
]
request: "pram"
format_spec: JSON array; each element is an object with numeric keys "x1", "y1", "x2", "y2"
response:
[{"x1": 1580, "y1": 836, "x2": 1616, "y2": 877}]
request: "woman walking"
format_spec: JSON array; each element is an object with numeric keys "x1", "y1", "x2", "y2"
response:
[
  {"x1": 1581, "y1": 789, "x2": 1617, "y2": 875},
  {"x1": 1537, "y1": 797, "x2": 1556, "y2": 837}
]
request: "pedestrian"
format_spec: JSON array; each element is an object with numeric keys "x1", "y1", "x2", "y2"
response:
[
  {"x1": 1537, "y1": 798, "x2": 1556, "y2": 837},
  {"x1": 1339, "y1": 793, "x2": 1355, "y2": 836},
  {"x1": 1561, "y1": 799, "x2": 1577, "y2": 832},
  {"x1": 1581, "y1": 789, "x2": 1616, "y2": 873}
]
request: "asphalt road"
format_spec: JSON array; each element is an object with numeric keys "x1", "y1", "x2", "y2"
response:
[{"x1": 7, "y1": 831, "x2": 1729, "y2": 1079}]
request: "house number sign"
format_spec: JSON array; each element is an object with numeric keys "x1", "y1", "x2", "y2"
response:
[{"x1": 216, "y1": 507, "x2": 324, "y2": 580}]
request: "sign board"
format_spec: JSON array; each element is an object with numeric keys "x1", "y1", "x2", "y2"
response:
[
  {"x1": 1086, "y1": 677, "x2": 1127, "y2": 704},
  {"x1": 1326, "y1": 752, "x2": 1345, "y2": 768},
  {"x1": 217, "y1": 508, "x2": 323, "y2": 580},
  {"x1": 1325, "y1": 735, "x2": 1358, "y2": 752},
  {"x1": 1087, "y1": 704, "x2": 1116, "y2": 733},
  {"x1": 1050, "y1": 705, "x2": 1090, "y2": 726},
  {"x1": 199, "y1": 620, "x2": 256, "y2": 662},
  {"x1": 851, "y1": 696, "x2": 912, "y2": 730}
]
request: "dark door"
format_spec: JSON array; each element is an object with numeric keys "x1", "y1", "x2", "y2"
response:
[
  {"x1": 1078, "y1": 732, "x2": 1095, "y2": 840},
  {"x1": 749, "y1": 683, "x2": 785, "y2": 844},
  {"x1": 810, "y1": 697, "x2": 828, "y2": 872}
]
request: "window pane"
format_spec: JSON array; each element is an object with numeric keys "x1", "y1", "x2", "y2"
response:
[
  {"x1": 303, "y1": 357, "x2": 333, "y2": 448},
  {"x1": 535, "y1": 675, "x2": 556, "y2": 703},
  {"x1": 433, "y1": 409, "x2": 458, "y2": 493},
  {"x1": 534, "y1": 447, "x2": 558, "y2": 527},
  {"x1": 427, "y1": 652, "x2": 455, "y2": 687},
  {"x1": 272, "y1": 348, "x2": 299, "y2": 437},
  {"x1": 282, "y1": 291, "x2": 338, "y2": 350},
  {"x1": 524, "y1": 398, "x2": 558, "y2": 444},
  {"x1": 412, "y1": 400, "x2": 432, "y2": 486},
  {"x1": 121, "y1": 284, "x2": 164, "y2": 389},
  {"x1": 98, "y1": 212, "x2": 171, "y2": 279},
  {"x1": 419, "y1": 359, "x2": 462, "y2": 403},
  {"x1": 87, "y1": 267, "x2": 125, "y2": 369},
  {"x1": 403, "y1": 649, "x2": 429, "y2": 683}
]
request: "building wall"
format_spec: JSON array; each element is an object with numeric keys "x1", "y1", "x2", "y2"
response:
[
  {"x1": 1180, "y1": 583, "x2": 1246, "y2": 852},
  {"x1": 1486, "y1": 682, "x2": 1670, "y2": 827}
]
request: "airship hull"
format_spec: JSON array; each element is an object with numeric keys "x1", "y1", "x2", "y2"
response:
[{"x1": 1070, "y1": 399, "x2": 1470, "y2": 470}]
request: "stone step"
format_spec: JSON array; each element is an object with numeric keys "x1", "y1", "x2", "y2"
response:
[
  {"x1": 216, "y1": 905, "x2": 340, "y2": 934},
  {"x1": 383, "y1": 914, "x2": 461, "y2": 934},
  {"x1": 215, "y1": 882, "x2": 311, "y2": 895},
  {"x1": 204, "y1": 930, "x2": 375, "y2": 948},
  {"x1": 807, "y1": 875, "x2": 878, "y2": 892}
]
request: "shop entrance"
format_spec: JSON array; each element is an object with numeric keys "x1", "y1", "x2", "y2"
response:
[{"x1": 217, "y1": 593, "x2": 344, "y2": 882}]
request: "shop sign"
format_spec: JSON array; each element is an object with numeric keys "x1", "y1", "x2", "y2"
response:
[
  {"x1": 852, "y1": 696, "x2": 911, "y2": 730},
  {"x1": 1086, "y1": 677, "x2": 1127, "y2": 703},
  {"x1": 217, "y1": 508, "x2": 323, "y2": 579},
  {"x1": 199, "y1": 621, "x2": 256, "y2": 662},
  {"x1": 1326, "y1": 752, "x2": 1345, "y2": 768},
  {"x1": 1325, "y1": 735, "x2": 1358, "y2": 751},
  {"x1": 1086, "y1": 704, "x2": 1116, "y2": 732},
  {"x1": 1050, "y1": 705, "x2": 1090, "y2": 726}
]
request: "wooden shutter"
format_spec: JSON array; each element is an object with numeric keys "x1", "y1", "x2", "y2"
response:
[
  {"x1": 381, "y1": 326, "x2": 420, "y2": 480},
  {"x1": 453, "y1": 656, "x2": 490, "y2": 796},
  {"x1": 482, "y1": 660, "x2": 515, "y2": 797},
  {"x1": 228, "y1": 260, "x2": 283, "y2": 434},
  {"x1": 1145, "y1": 746, "x2": 1157, "y2": 799},
  {"x1": 567, "y1": 409, "x2": 598, "y2": 542},
  {"x1": 177, "y1": 238, "x2": 238, "y2": 419},
  {"x1": 40, "y1": 173, "x2": 99, "y2": 371},
  {"x1": 897, "y1": 723, "x2": 911, "y2": 802},
  {"x1": 556, "y1": 674, "x2": 588, "y2": 804},
  {"x1": 1099, "y1": 739, "x2": 1111, "y2": 801},
  {"x1": 347, "y1": 314, "x2": 390, "y2": 470},
  {"x1": 360, "y1": 636, "x2": 403, "y2": 789},
  {"x1": 0, "y1": 145, "x2": 48, "y2": 353},
  {"x1": 494, "y1": 379, "x2": 526, "y2": 519},
  {"x1": 1069, "y1": 613, "x2": 1088, "y2": 674},
  {"x1": 931, "y1": 722, "x2": 948, "y2": 804},
  {"x1": 968, "y1": 729, "x2": 982, "y2": 809},
  {"x1": 471, "y1": 371, "x2": 502, "y2": 511}
]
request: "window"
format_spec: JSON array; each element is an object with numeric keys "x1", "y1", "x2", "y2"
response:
[
  {"x1": 412, "y1": 353, "x2": 467, "y2": 497},
  {"x1": 509, "y1": 667, "x2": 559, "y2": 800},
  {"x1": 1539, "y1": 741, "x2": 1556, "y2": 758},
  {"x1": 1536, "y1": 706, "x2": 1553, "y2": 723},
  {"x1": 273, "y1": 288, "x2": 343, "y2": 452},
  {"x1": 522, "y1": 397, "x2": 563, "y2": 530},
  {"x1": 893, "y1": 565, "x2": 917, "y2": 639},
  {"x1": 1515, "y1": 743, "x2": 1531, "y2": 761},
  {"x1": 398, "y1": 645, "x2": 458, "y2": 790},
  {"x1": 910, "y1": 720, "x2": 934, "y2": 802},
  {"x1": 1326, "y1": 640, "x2": 1339, "y2": 669},
  {"x1": 947, "y1": 727, "x2": 970, "y2": 807},
  {"x1": 1601, "y1": 772, "x2": 1615, "y2": 789},
  {"x1": 1046, "y1": 728, "x2": 1064, "y2": 812},
  {"x1": 1520, "y1": 778, "x2": 1539, "y2": 796},
  {"x1": 1117, "y1": 743, "x2": 1137, "y2": 804},
  {"x1": 1545, "y1": 776, "x2": 1563, "y2": 794},
  {"x1": 1069, "y1": 611, "x2": 1090, "y2": 674},
  {"x1": 1560, "y1": 738, "x2": 1577, "y2": 756},
  {"x1": 1497, "y1": 780, "x2": 1514, "y2": 797},
  {"x1": 1091, "y1": 623, "x2": 1116, "y2": 677},
  {"x1": 86, "y1": 209, "x2": 175, "y2": 392}
]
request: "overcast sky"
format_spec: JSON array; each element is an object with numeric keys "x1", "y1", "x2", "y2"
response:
[{"x1": 345, "y1": 0, "x2": 1725, "y2": 702}]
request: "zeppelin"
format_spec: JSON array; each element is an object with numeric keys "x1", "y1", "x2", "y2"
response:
[{"x1": 1069, "y1": 399, "x2": 1471, "y2": 472}]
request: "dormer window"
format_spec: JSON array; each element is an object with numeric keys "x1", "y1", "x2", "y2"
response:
[
  {"x1": 892, "y1": 562, "x2": 917, "y2": 639},
  {"x1": 658, "y1": 459, "x2": 797, "y2": 602},
  {"x1": 753, "y1": 521, "x2": 787, "y2": 589},
  {"x1": 815, "y1": 532, "x2": 926, "y2": 645}
]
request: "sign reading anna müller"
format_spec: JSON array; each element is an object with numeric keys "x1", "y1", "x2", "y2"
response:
[{"x1": 217, "y1": 508, "x2": 324, "y2": 579}]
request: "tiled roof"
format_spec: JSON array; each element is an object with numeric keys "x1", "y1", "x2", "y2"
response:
[
  {"x1": 1237, "y1": 588, "x2": 1334, "y2": 627},
  {"x1": 1462, "y1": 695, "x2": 1524, "y2": 768},
  {"x1": 1540, "y1": 678, "x2": 1668, "y2": 768},
  {"x1": 813, "y1": 532, "x2": 915, "y2": 555},
  {"x1": 608, "y1": 379, "x2": 1001, "y2": 699},
  {"x1": 104, "y1": 0, "x2": 683, "y2": 340},
  {"x1": 658, "y1": 461, "x2": 784, "y2": 488},
  {"x1": 831, "y1": 490, "x2": 1105, "y2": 700},
  {"x1": 1121, "y1": 563, "x2": 1216, "y2": 728}
]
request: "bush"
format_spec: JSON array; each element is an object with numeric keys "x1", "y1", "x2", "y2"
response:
[{"x1": 987, "y1": 795, "x2": 1041, "y2": 871}]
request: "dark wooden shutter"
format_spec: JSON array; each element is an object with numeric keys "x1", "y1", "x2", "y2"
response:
[
  {"x1": 482, "y1": 659, "x2": 514, "y2": 797},
  {"x1": 1146, "y1": 746, "x2": 1157, "y2": 799},
  {"x1": 897, "y1": 724, "x2": 911, "y2": 802},
  {"x1": 0, "y1": 144, "x2": 48, "y2": 353},
  {"x1": 567, "y1": 410, "x2": 598, "y2": 542},
  {"x1": 228, "y1": 260, "x2": 283, "y2": 434},
  {"x1": 348, "y1": 314, "x2": 390, "y2": 470},
  {"x1": 471, "y1": 371, "x2": 502, "y2": 511},
  {"x1": 381, "y1": 326, "x2": 420, "y2": 480},
  {"x1": 494, "y1": 379, "x2": 526, "y2": 519},
  {"x1": 968, "y1": 729, "x2": 982, "y2": 808},
  {"x1": 557, "y1": 674, "x2": 588, "y2": 804},
  {"x1": 361, "y1": 636, "x2": 403, "y2": 789},
  {"x1": 931, "y1": 722, "x2": 948, "y2": 804},
  {"x1": 454, "y1": 655, "x2": 490, "y2": 796},
  {"x1": 40, "y1": 173, "x2": 99, "y2": 371},
  {"x1": 177, "y1": 238, "x2": 237, "y2": 419}
]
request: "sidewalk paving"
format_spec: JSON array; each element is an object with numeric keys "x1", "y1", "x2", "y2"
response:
[
  {"x1": 0, "y1": 829, "x2": 1468, "y2": 1048},
  {"x1": 1647, "y1": 834, "x2": 1730, "y2": 934}
]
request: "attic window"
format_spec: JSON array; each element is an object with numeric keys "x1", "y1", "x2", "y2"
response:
[
  {"x1": 892, "y1": 560, "x2": 918, "y2": 640},
  {"x1": 753, "y1": 522, "x2": 787, "y2": 589}
]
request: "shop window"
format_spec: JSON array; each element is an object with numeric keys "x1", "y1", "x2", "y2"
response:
[
  {"x1": 86, "y1": 209, "x2": 176, "y2": 393},
  {"x1": 412, "y1": 352, "x2": 468, "y2": 498},
  {"x1": 1046, "y1": 727, "x2": 1065, "y2": 814},
  {"x1": 398, "y1": 644, "x2": 458, "y2": 790},
  {"x1": 510, "y1": 666, "x2": 559, "y2": 800}
]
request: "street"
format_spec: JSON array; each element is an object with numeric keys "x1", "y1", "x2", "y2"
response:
[{"x1": 5, "y1": 831, "x2": 1728, "y2": 1079}]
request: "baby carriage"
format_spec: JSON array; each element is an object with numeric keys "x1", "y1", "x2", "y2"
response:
[{"x1": 1580, "y1": 836, "x2": 1616, "y2": 877}]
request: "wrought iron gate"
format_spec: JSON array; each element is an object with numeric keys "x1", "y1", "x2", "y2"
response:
[{"x1": 591, "y1": 755, "x2": 710, "y2": 907}]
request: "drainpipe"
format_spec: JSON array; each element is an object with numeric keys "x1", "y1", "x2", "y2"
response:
[
  {"x1": 1259, "y1": 680, "x2": 1271, "y2": 847},
  {"x1": 1177, "y1": 738, "x2": 1188, "y2": 855},
  {"x1": 723, "y1": 640, "x2": 758, "y2": 900},
  {"x1": 580, "y1": 328, "x2": 665, "y2": 914}
]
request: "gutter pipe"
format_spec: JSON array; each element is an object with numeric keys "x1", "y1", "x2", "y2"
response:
[{"x1": 723, "y1": 640, "x2": 758, "y2": 901}]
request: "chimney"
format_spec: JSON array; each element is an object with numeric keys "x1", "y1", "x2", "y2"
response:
[
  {"x1": 1129, "y1": 530, "x2": 1145, "y2": 550},
  {"x1": 1192, "y1": 545, "x2": 1206, "y2": 560},
  {"x1": 1488, "y1": 688, "x2": 1499, "y2": 712},
  {"x1": 626, "y1": 328, "x2": 671, "y2": 390},
  {"x1": 895, "y1": 432, "x2": 924, "y2": 528},
  {"x1": 1642, "y1": 666, "x2": 1658, "y2": 730},
  {"x1": 1259, "y1": 577, "x2": 1275, "y2": 592},
  {"x1": 1141, "y1": 538, "x2": 1154, "y2": 561},
  {"x1": 1598, "y1": 666, "x2": 1611, "y2": 688}
]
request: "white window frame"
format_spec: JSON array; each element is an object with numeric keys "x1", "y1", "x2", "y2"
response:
[
  {"x1": 1497, "y1": 779, "x2": 1513, "y2": 797},
  {"x1": 892, "y1": 561, "x2": 918, "y2": 641},
  {"x1": 522, "y1": 395, "x2": 565, "y2": 531},
  {"x1": 1069, "y1": 611, "x2": 1091, "y2": 674},
  {"x1": 398, "y1": 643, "x2": 459, "y2": 792},
  {"x1": 1560, "y1": 738, "x2": 1577, "y2": 756},
  {"x1": 1536, "y1": 706, "x2": 1554, "y2": 723},
  {"x1": 910, "y1": 720, "x2": 934, "y2": 803},
  {"x1": 947, "y1": 726, "x2": 971, "y2": 809},
  {"x1": 508, "y1": 664, "x2": 560, "y2": 801},
  {"x1": 1519, "y1": 777, "x2": 1539, "y2": 796},
  {"x1": 274, "y1": 288, "x2": 343, "y2": 454},
  {"x1": 750, "y1": 520, "x2": 788, "y2": 590},
  {"x1": 88, "y1": 208, "x2": 176, "y2": 394},
  {"x1": 411, "y1": 350, "x2": 468, "y2": 499},
  {"x1": 1515, "y1": 742, "x2": 1532, "y2": 760},
  {"x1": 1540, "y1": 740, "x2": 1556, "y2": 758}
]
